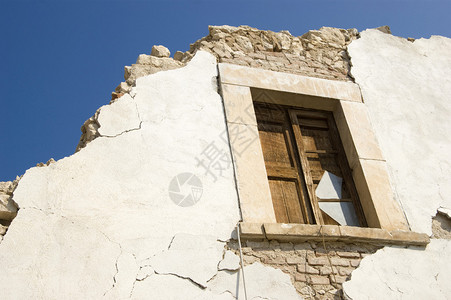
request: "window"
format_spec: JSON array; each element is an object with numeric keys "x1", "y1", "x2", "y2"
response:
[
  {"x1": 254, "y1": 102, "x2": 366, "y2": 227},
  {"x1": 217, "y1": 63, "x2": 433, "y2": 246}
]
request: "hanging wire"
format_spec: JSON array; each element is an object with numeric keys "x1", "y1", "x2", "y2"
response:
[
  {"x1": 237, "y1": 223, "x2": 248, "y2": 300},
  {"x1": 320, "y1": 225, "x2": 337, "y2": 283}
]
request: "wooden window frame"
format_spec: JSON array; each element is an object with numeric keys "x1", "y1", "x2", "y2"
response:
[
  {"x1": 255, "y1": 103, "x2": 367, "y2": 227},
  {"x1": 218, "y1": 63, "x2": 429, "y2": 245}
]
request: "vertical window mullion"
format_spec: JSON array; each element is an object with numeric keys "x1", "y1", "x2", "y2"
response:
[{"x1": 288, "y1": 109, "x2": 324, "y2": 225}]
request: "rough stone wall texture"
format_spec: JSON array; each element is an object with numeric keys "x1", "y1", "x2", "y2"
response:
[
  {"x1": 228, "y1": 239, "x2": 380, "y2": 300},
  {"x1": 432, "y1": 211, "x2": 451, "y2": 239},
  {"x1": 0, "y1": 177, "x2": 20, "y2": 242},
  {"x1": 189, "y1": 25, "x2": 358, "y2": 81},
  {"x1": 113, "y1": 25, "x2": 358, "y2": 101},
  {"x1": 85, "y1": 25, "x2": 359, "y2": 152}
]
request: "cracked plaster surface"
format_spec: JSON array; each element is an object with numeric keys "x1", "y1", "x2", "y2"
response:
[
  {"x1": 344, "y1": 29, "x2": 451, "y2": 299},
  {"x1": 348, "y1": 29, "x2": 451, "y2": 235},
  {"x1": 97, "y1": 93, "x2": 142, "y2": 137},
  {"x1": 0, "y1": 50, "x2": 303, "y2": 299},
  {"x1": 343, "y1": 239, "x2": 451, "y2": 300},
  {"x1": 218, "y1": 250, "x2": 240, "y2": 271},
  {"x1": 208, "y1": 262, "x2": 302, "y2": 300},
  {"x1": 143, "y1": 233, "x2": 225, "y2": 287}
]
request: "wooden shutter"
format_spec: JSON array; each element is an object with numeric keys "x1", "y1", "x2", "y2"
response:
[
  {"x1": 255, "y1": 102, "x2": 367, "y2": 227},
  {"x1": 254, "y1": 103, "x2": 313, "y2": 224}
]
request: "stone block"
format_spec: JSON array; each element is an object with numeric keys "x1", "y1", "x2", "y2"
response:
[
  {"x1": 336, "y1": 251, "x2": 360, "y2": 258},
  {"x1": 0, "y1": 194, "x2": 18, "y2": 221},
  {"x1": 315, "y1": 249, "x2": 336, "y2": 257},
  {"x1": 243, "y1": 255, "x2": 259, "y2": 265},
  {"x1": 262, "y1": 256, "x2": 285, "y2": 265},
  {"x1": 307, "y1": 256, "x2": 328, "y2": 266},
  {"x1": 330, "y1": 258, "x2": 349, "y2": 267},
  {"x1": 331, "y1": 275, "x2": 348, "y2": 284},
  {"x1": 0, "y1": 182, "x2": 15, "y2": 195},
  {"x1": 295, "y1": 273, "x2": 307, "y2": 282},
  {"x1": 151, "y1": 45, "x2": 170, "y2": 58},
  {"x1": 319, "y1": 266, "x2": 337, "y2": 275},
  {"x1": 0, "y1": 224, "x2": 8, "y2": 235},
  {"x1": 173, "y1": 51, "x2": 184, "y2": 61},
  {"x1": 286, "y1": 256, "x2": 300, "y2": 265},
  {"x1": 264, "y1": 223, "x2": 340, "y2": 242},
  {"x1": 248, "y1": 52, "x2": 266, "y2": 60},
  {"x1": 220, "y1": 83, "x2": 256, "y2": 126},
  {"x1": 297, "y1": 264, "x2": 319, "y2": 274},
  {"x1": 350, "y1": 259, "x2": 361, "y2": 267},
  {"x1": 352, "y1": 160, "x2": 409, "y2": 231},
  {"x1": 245, "y1": 240, "x2": 270, "y2": 249},
  {"x1": 239, "y1": 223, "x2": 265, "y2": 239},
  {"x1": 337, "y1": 267, "x2": 354, "y2": 276},
  {"x1": 226, "y1": 123, "x2": 276, "y2": 223},
  {"x1": 218, "y1": 63, "x2": 363, "y2": 103},
  {"x1": 339, "y1": 226, "x2": 392, "y2": 242},
  {"x1": 334, "y1": 101, "x2": 385, "y2": 170},
  {"x1": 309, "y1": 275, "x2": 330, "y2": 285},
  {"x1": 390, "y1": 230, "x2": 430, "y2": 245}
]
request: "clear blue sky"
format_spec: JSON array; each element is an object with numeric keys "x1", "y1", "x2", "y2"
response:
[{"x1": 1, "y1": 0, "x2": 450, "y2": 181}]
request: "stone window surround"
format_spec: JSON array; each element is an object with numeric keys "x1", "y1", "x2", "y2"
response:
[{"x1": 218, "y1": 63, "x2": 429, "y2": 246}]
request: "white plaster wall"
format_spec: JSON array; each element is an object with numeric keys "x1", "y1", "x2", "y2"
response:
[
  {"x1": 0, "y1": 51, "x2": 301, "y2": 299},
  {"x1": 348, "y1": 30, "x2": 451, "y2": 235},
  {"x1": 345, "y1": 29, "x2": 451, "y2": 299}
]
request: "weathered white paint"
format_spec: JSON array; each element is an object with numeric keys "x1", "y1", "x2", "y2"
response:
[
  {"x1": 218, "y1": 250, "x2": 240, "y2": 271},
  {"x1": 348, "y1": 29, "x2": 451, "y2": 235},
  {"x1": 343, "y1": 239, "x2": 451, "y2": 300},
  {"x1": 97, "y1": 93, "x2": 141, "y2": 137},
  {"x1": 208, "y1": 262, "x2": 302, "y2": 300},
  {"x1": 0, "y1": 51, "x2": 301, "y2": 299},
  {"x1": 345, "y1": 29, "x2": 451, "y2": 299}
]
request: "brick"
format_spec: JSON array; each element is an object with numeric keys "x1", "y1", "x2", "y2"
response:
[
  {"x1": 298, "y1": 285, "x2": 315, "y2": 296},
  {"x1": 307, "y1": 256, "x2": 328, "y2": 265},
  {"x1": 319, "y1": 266, "x2": 337, "y2": 275},
  {"x1": 350, "y1": 259, "x2": 361, "y2": 267},
  {"x1": 337, "y1": 267, "x2": 354, "y2": 276},
  {"x1": 330, "y1": 257, "x2": 350, "y2": 267},
  {"x1": 315, "y1": 249, "x2": 336, "y2": 256},
  {"x1": 309, "y1": 275, "x2": 330, "y2": 285},
  {"x1": 295, "y1": 273, "x2": 307, "y2": 282},
  {"x1": 243, "y1": 255, "x2": 259, "y2": 264},
  {"x1": 241, "y1": 247, "x2": 253, "y2": 255},
  {"x1": 297, "y1": 264, "x2": 319, "y2": 274},
  {"x1": 278, "y1": 265, "x2": 296, "y2": 275},
  {"x1": 262, "y1": 256, "x2": 285, "y2": 265},
  {"x1": 280, "y1": 242, "x2": 294, "y2": 251},
  {"x1": 286, "y1": 256, "x2": 301, "y2": 265},
  {"x1": 245, "y1": 240, "x2": 270, "y2": 249},
  {"x1": 331, "y1": 275, "x2": 348, "y2": 284},
  {"x1": 248, "y1": 52, "x2": 265, "y2": 60},
  {"x1": 336, "y1": 251, "x2": 360, "y2": 258}
]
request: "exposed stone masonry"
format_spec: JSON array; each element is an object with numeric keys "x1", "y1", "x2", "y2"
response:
[
  {"x1": 188, "y1": 25, "x2": 358, "y2": 81},
  {"x1": 112, "y1": 25, "x2": 359, "y2": 101},
  {"x1": 92, "y1": 25, "x2": 360, "y2": 152},
  {"x1": 432, "y1": 210, "x2": 451, "y2": 239},
  {"x1": 228, "y1": 239, "x2": 381, "y2": 300},
  {"x1": 0, "y1": 177, "x2": 20, "y2": 243}
]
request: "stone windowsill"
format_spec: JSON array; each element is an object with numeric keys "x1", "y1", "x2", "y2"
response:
[{"x1": 239, "y1": 223, "x2": 430, "y2": 246}]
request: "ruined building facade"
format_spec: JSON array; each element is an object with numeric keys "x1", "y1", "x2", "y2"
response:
[{"x1": 1, "y1": 25, "x2": 450, "y2": 299}]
